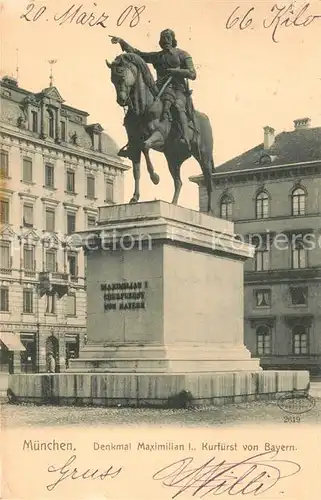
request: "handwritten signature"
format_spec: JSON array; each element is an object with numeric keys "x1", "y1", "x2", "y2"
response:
[
  {"x1": 226, "y1": 3, "x2": 321, "y2": 42},
  {"x1": 46, "y1": 454, "x2": 123, "y2": 491},
  {"x1": 153, "y1": 451, "x2": 301, "y2": 497}
]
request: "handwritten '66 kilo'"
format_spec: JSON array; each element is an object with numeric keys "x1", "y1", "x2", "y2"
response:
[{"x1": 226, "y1": 3, "x2": 321, "y2": 42}]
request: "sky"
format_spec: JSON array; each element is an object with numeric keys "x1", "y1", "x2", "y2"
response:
[{"x1": 1, "y1": 0, "x2": 320, "y2": 209}]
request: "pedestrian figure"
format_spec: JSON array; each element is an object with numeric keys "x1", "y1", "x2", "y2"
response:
[{"x1": 47, "y1": 352, "x2": 56, "y2": 373}]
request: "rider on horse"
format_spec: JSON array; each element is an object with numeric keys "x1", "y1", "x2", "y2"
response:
[{"x1": 110, "y1": 29, "x2": 197, "y2": 154}]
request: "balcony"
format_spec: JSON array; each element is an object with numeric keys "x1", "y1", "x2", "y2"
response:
[
  {"x1": 39, "y1": 271, "x2": 69, "y2": 297},
  {"x1": 245, "y1": 267, "x2": 321, "y2": 284}
]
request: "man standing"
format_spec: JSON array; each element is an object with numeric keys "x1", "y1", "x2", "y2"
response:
[{"x1": 110, "y1": 29, "x2": 197, "y2": 151}]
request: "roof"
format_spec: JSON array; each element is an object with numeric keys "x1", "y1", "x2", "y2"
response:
[
  {"x1": 214, "y1": 126, "x2": 321, "y2": 174},
  {"x1": 0, "y1": 78, "x2": 121, "y2": 158}
]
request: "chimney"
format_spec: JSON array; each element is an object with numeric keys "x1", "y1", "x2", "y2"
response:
[
  {"x1": 263, "y1": 126, "x2": 275, "y2": 149},
  {"x1": 294, "y1": 117, "x2": 311, "y2": 130}
]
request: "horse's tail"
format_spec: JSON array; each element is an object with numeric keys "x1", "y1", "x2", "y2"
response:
[{"x1": 211, "y1": 157, "x2": 215, "y2": 173}]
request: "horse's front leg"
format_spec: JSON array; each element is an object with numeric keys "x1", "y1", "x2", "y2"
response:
[
  {"x1": 142, "y1": 150, "x2": 159, "y2": 185},
  {"x1": 130, "y1": 150, "x2": 142, "y2": 203},
  {"x1": 142, "y1": 129, "x2": 166, "y2": 185}
]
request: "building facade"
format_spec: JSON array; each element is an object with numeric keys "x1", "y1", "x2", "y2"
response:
[
  {"x1": 192, "y1": 118, "x2": 321, "y2": 374},
  {"x1": 0, "y1": 76, "x2": 127, "y2": 373}
]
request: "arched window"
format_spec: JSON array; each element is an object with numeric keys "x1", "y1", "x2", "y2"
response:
[
  {"x1": 255, "y1": 191, "x2": 269, "y2": 219},
  {"x1": 220, "y1": 195, "x2": 233, "y2": 220},
  {"x1": 292, "y1": 188, "x2": 306, "y2": 216},
  {"x1": 256, "y1": 325, "x2": 271, "y2": 355},
  {"x1": 292, "y1": 325, "x2": 308, "y2": 354}
]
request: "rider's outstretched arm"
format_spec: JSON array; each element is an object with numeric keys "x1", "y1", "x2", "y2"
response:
[{"x1": 119, "y1": 39, "x2": 158, "y2": 64}]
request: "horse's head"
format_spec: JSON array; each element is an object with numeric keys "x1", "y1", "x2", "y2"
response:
[{"x1": 106, "y1": 55, "x2": 137, "y2": 107}]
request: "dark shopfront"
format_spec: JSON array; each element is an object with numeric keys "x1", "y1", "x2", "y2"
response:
[
  {"x1": 20, "y1": 333, "x2": 37, "y2": 373},
  {"x1": 65, "y1": 333, "x2": 80, "y2": 368},
  {"x1": 0, "y1": 332, "x2": 26, "y2": 373}
]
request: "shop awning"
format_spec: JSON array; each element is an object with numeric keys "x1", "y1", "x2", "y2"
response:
[{"x1": 0, "y1": 332, "x2": 26, "y2": 351}]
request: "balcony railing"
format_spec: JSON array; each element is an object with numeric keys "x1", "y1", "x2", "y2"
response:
[
  {"x1": 245, "y1": 267, "x2": 321, "y2": 283},
  {"x1": 51, "y1": 272, "x2": 69, "y2": 281},
  {"x1": 24, "y1": 270, "x2": 36, "y2": 278},
  {"x1": 0, "y1": 267, "x2": 12, "y2": 275}
]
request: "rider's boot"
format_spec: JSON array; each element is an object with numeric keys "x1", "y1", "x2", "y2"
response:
[
  {"x1": 161, "y1": 100, "x2": 172, "y2": 122},
  {"x1": 179, "y1": 111, "x2": 191, "y2": 152},
  {"x1": 118, "y1": 144, "x2": 131, "y2": 158}
]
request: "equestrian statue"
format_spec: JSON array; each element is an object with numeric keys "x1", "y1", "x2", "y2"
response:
[{"x1": 106, "y1": 29, "x2": 214, "y2": 212}]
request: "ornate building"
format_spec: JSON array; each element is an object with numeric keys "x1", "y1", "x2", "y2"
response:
[
  {"x1": 191, "y1": 118, "x2": 321, "y2": 374},
  {"x1": 0, "y1": 75, "x2": 127, "y2": 373}
]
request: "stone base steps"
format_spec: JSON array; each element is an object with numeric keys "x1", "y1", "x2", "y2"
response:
[{"x1": 8, "y1": 370, "x2": 309, "y2": 407}]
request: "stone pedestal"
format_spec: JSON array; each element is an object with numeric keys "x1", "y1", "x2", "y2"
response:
[{"x1": 69, "y1": 201, "x2": 261, "y2": 373}]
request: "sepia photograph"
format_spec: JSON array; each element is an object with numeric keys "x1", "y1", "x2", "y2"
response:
[{"x1": 1, "y1": 0, "x2": 321, "y2": 498}]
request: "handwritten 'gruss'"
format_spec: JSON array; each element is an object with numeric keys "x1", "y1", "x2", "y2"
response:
[{"x1": 46, "y1": 454, "x2": 123, "y2": 491}]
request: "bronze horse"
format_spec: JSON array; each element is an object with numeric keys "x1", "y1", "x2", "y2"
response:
[{"x1": 106, "y1": 53, "x2": 214, "y2": 212}]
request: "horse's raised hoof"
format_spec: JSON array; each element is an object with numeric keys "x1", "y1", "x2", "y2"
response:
[{"x1": 150, "y1": 172, "x2": 160, "y2": 185}]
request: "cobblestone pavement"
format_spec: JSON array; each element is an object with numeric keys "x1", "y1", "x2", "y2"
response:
[{"x1": 2, "y1": 396, "x2": 321, "y2": 428}]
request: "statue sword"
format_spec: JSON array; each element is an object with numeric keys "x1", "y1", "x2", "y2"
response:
[{"x1": 155, "y1": 76, "x2": 172, "y2": 99}]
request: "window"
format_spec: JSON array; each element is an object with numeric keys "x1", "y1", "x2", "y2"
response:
[
  {"x1": 0, "y1": 150, "x2": 9, "y2": 178},
  {"x1": 46, "y1": 293, "x2": 56, "y2": 314},
  {"x1": 45, "y1": 208, "x2": 55, "y2": 232},
  {"x1": 23, "y1": 245, "x2": 35, "y2": 270},
  {"x1": 293, "y1": 325, "x2": 308, "y2": 354},
  {"x1": 0, "y1": 200, "x2": 9, "y2": 224},
  {"x1": 93, "y1": 133, "x2": 100, "y2": 151},
  {"x1": 48, "y1": 109, "x2": 55, "y2": 138},
  {"x1": 220, "y1": 195, "x2": 233, "y2": 220},
  {"x1": 105, "y1": 179, "x2": 114, "y2": 203},
  {"x1": 252, "y1": 235, "x2": 269, "y2": 271},
  {"x1": 256, "y1": 325, "x2": 271, "y2": 355},
  {"x1": 66, "y1": 293, "x2": 76, "y2": 316},
  {"x1": 292, "y1": 188, "x2": 306, "y2": 216},
  {"x1": 23, "y1": 204, "x2": 34, "y2": 227},
  {"x1": 291, "y1": 238, "x2": 307, "y2": 269},
  {"x1": 86, "y1": 175, "x2": 95, "y2": 199},
  {"x1": 254, "y1": 249, "x2": 269, "y2": 271},
  {"x1": 0, "y1": 241, "x2": 11, "y2": 269},
  {"x1": 67, "y1": 213, "x2": 76, "y2": 234},
  {"x1": 31, "y1": 111, "x2": 38, "y2": 132},
  {"x1": 23, "y1": 289, "x2": 33, "y2": 313},
  {"x1": 45, "y1": 163, "x2": 55, "y2": 188},
  {"x1": 255, "y1": 289, "x2": 271, "y2": 307},
  {"x1": 256, "y1": 191, "x2": 269, "y2": 219},
  {"x1": 61, "y1": 121, "x2": 66, "y2": 141},
  {"x1": 290, "y1": 287, "x2": 308, "y2": 306},
  {"x1": 68, "y1": 253, "x2": 78, "y2": 277},
  {"x1": 0, "y1": 287, "x2": 9, "y2": 312},
  {"x1": 87, "y1": 215, "x2": 96, "y2": 228},
  {"x1": 45, "y1": 249, "x2": 57, "y2": 272},
  {"x1": 22, "y1": 158, "x2": 33, "y2": 183},
  {"x1": 66, "y1": 170, "x2": 75, "y2": 193}
]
